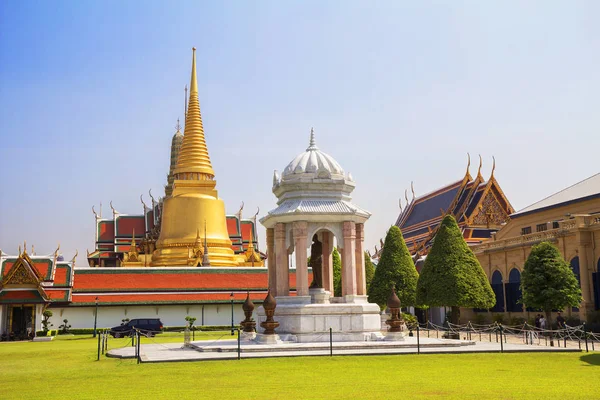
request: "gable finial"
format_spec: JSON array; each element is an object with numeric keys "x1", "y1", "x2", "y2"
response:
[
  {"x1": 411, "y1": 181, "x2": 415, "y2": 200},
  {"x1": 398, "y1": 198, "x2": 402, "y2": 212},
  {"x1": 23, "y1": 241, "x2": 27, "y2": 254},
  {"x1": 477, "y1": 154, "x2": 483, "y2": 178},
  {"x1": 71, "y1": 250, "x2": 78, "y2": 266},
  {"x1": 99, "y1": 202, "x2": 102, "y2": 218},
  {"x1": 237, "y1": 202, "x2": 244, "y2": 220},
  {"x1": 404, "y1": 189, "x2": 409, "y2": 205},
  {"x1": 491, "y1": 156, "x2": 496, "y2": 179},
  {"x1": 92, "y1": 205, "x2": 98, "y2": 219},
  {"x1": 253, "y1": 206, "x2": 260, "y2": 226},
  {"x1": 140, "y1": 194, "x2": 148, "y2": 211},
  {"x1": 465, "y1": 153, "x2": 471, "y2": 176},
  {"x1": 109, "y1": 201, "x2": 118, "y2": 217}
]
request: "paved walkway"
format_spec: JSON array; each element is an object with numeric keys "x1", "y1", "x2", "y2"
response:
[{"x1": 107, "y1": 336, "x2": 580, "y2": 363}]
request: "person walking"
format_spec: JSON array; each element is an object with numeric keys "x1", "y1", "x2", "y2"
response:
[
  {"x1": 539, "y1": 315, "x2": 547, "y2": 331},
  {"x1": 534, "y1": 314, "x2": 541, "y2": 329},
  {"x1": 556, "y1": 312, "x2": 566, "y2": 329}
]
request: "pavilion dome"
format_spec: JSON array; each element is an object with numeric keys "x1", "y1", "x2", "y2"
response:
[{"x1": 281, "y1": 129, "x2": 347, "y2": 181}]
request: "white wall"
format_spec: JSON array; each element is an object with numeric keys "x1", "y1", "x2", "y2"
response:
[{"x1": 49, "y1": 304, "x2": 247, "y2": 329}]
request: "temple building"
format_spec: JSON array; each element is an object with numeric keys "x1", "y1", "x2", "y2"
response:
[
  {"x1": 86, "y1": 48, "x2": 264, "y2": 269},
  {"x1": 375, "y1": 155, "x2": 514, "y2": 265},
  {"x1": 0, "y1": 246, "x2": 75, "y2": 339},
  {"x1": 1, "y1": 48, "x2": 275, "y2": 335},
  {"x1": 467, "y1": 173, "x2": 600, "y2": 322}
]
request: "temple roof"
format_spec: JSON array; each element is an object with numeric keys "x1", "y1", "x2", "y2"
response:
[
  {"x1": 268, "y1": 199, "x2": 369, "y2": 216},
  {"x1": 512, "y1": 173, "x2": 600, "y2": 218},
  {"x1": 69, "y1": 267, "x2": 308, "y2": 305},
  {"x1": 388, "y1": 156, "x2": 514, "y2": 256},
  {"x1": 0, "y1": 251, "x2": 74, "y2": 304}
]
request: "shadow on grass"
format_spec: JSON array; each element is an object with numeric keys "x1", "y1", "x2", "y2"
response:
[{"x1": 580, "y1": 354, "x2": 600, "y2": 366}]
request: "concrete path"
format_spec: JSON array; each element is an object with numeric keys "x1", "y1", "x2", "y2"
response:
[{"x1": 107, "y1": 337, "x2": 580, "y2": 363}]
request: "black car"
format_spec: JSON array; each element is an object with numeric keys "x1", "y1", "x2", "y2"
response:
[{"x1": 110, "y1": 318, "x2": 163, "y2": 338}]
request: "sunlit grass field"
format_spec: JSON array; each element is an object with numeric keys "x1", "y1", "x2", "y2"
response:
[{"x1": 1, "y1": 333, "x2": 597, "y2": 400}]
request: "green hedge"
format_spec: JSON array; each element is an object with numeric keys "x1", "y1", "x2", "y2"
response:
[
  {"x1": 43, "y1": 325, "x2": 237, "y2": 335},
  {"x1": 163, "y1": 325, "x2": 237, "y2": 332}
]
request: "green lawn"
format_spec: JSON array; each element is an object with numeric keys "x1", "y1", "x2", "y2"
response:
[{"x1": 0, "y1": 334, "x2": 597, "y2": 400}]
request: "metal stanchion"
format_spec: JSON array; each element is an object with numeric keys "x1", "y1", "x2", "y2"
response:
[
  {"x1": 329, "y1": 327, "x2": 333, "y2": 357},
  {"x1": 499, "y1": 325, "x2": 504, "y2": 353},
  {"x1": 101, "y1": 332, "x2": 105, "y2": 355},
  {"x1": 583, "y1": 323, "x2": 588, "y2": 353},
  {"x1": 237, "y1": 328, "x2": 241, "y2": 360},
  {"x1": 417, "y1": 324, "x2": 420, "y2": 355},
  {"x1": 136, "y1": 330, "x2": 141, "y2": 364},
  {"x1": 97, "y1": 331, "x2": 101, "y2": 361}
]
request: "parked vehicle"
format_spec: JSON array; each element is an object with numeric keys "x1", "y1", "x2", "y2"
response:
[{"x1": 110, "y1": 318, "x2": 163, "y2": 338}]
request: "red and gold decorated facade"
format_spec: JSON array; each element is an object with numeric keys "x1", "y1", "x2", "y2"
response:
[{"x1": 373, "y1": 156, "x2": 514, "y2": 265}]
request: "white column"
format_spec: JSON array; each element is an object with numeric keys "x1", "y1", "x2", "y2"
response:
[
  {"x1": 274, "y1": 223, "x2": 289, "y2": 296},
  {"x1": 355, "y1": 223, "x2": 366, "y2": 295},
  {"x1": 322, "y1": 231, "x2": 334, "y2": 293},
  {"x1": 342, "y1": 221, "x2": 357, "y2": 298},
  {"x1": 266, "y1": 227, "x2": 276, "y2": 292},
  {"x1": 293, "y1": 221, "x2": 309, "y2": 296}
]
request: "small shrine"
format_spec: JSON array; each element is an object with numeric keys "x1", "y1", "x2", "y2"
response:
[{"x1": 258, "y1": 129, "x2": 381, "y2": 342}]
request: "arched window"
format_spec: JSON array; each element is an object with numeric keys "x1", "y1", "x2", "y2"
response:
[
  {"x1": 570, "y1": 257, "x2": 581, "y2": 312},
  {"x1": 505, "y1": 268, "x2": 523, "y2": 312},
  {"x1": 594, "y1": 259, "x2": 600, "y2": 311},
  {"x1": 491, "y1": 271, "x2": 504, "y2": 312}
]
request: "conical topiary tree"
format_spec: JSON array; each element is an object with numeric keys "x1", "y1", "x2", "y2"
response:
[
  {"x1": 416, "y1": 215, "x2": 495, "y2": 324},
  {"x1": 333, "y1": 247, "x2": 342, "y2": 297},
  {"x1": 364, "y1": 252, "x2": 375, "y2": 290},
  {"x1": 521, "y1": 241, "x2": 582, "y2": 328},
  {"x1": 368, "y1": 226, "x2": 418, "y2": 310}
]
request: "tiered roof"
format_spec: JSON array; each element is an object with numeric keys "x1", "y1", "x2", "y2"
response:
[
  {"x1": 387, "y1": 156, "x2": 514, "y2": 258},
  {"x1": 70, "y1": 268, "x2": 309, "y2": 306},
  {"x1": 0, "y1": 248, "x2": 75, "y2": 304}
]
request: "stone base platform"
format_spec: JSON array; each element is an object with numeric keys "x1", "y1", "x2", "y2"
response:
[
  {"x1": 256, "y1": 295, "x2": 381, "y2": 343},
  {"x1": 106, "y1": 337, "x2": 580, "y2": 362}
]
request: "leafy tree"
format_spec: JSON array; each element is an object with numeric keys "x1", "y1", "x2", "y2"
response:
[
  {"x1": 333, "y1": 247, "x2": 342, "y2": 297},
  {"x1": 364, "y1": 252, "x2": 375, "y2": 290},
  {"x1": 521, "y1": 241, "x2": 582, "y2": 327},
  {"x1": 368, "y1": 226, "x2": 418, "y2": 309},
  {"x1": 416, "y1": 215, "x2": 495, "y2": 324},
  {"x1": 42, "y1": 310, "x2": 53, "y2": 334}
]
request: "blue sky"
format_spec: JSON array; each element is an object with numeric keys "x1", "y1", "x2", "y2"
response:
[{"x1": 1, "y1": 1, "x2": 599, "y2": 265}]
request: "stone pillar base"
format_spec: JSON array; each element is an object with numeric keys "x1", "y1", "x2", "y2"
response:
[
  {"x1": 241, "y1": 331, "x2": 257, "y2": 341},
  {"x1": 383, "y1": 331, "x2": 406, "y2": 341},
  {"x1": 310, "y1": 288, "x2": 331, "y2": 304},
  {"x1": 344, "y1": 294, "x2": 369, "y2": 304},
  {"x1": 254, "y1": 333, "x2": 283, "y2": 344}
]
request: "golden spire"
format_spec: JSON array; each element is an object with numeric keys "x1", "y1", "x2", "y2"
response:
[{"x1": 174, "y1": 48, "x2": 215, "y2": 179}]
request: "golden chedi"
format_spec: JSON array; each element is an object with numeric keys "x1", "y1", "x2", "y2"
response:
[{"x1": 151, "y1": 48, "x2": 238, "y2": 267}]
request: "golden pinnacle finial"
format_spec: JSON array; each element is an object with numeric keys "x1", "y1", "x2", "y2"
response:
[
  {"x1": 465, "y1": 153, "x2": 471, "y2": 176},
  {"x1": 175, "y1": 118, "x2": 181, "y2": 132},
  {"x1": 477, "y1": 155, "x2": 483, "y2": 178},
  {"x1": 491, "y1": 156, "x2": 496, "y2": 179},
  {"x1": 173, "y1": 47, "x2": 215, "y2": 179}
]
